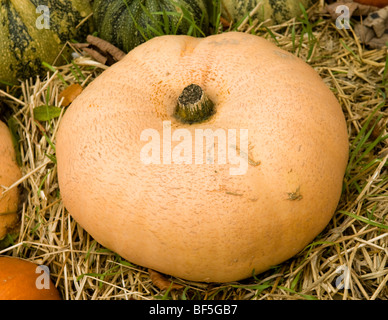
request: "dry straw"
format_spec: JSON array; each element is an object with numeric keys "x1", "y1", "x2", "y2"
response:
[{"x1": 0, "y1": 1, "x2": 387, "y2": 300}]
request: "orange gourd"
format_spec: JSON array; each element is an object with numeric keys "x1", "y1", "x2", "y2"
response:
[
  {"x1": 56, "y1": 32, "x2": 349, "y2": 282},
  {"x1": 0, "y1": 257, "x2": 61, "y2": 300},
  {"x1": 0, "y1": 121, "x2": 21, "y2": 243}
]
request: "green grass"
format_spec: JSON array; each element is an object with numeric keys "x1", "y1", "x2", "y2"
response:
[
  {"x1": 295, "y1": 2, "x2": 320, "y2": 61},
  {"x1": 339, "y1": 210, "x2": 388, "y2": 230},
  {"x1": 344, "y1": 101, "x2": 388, "y2": 191},
  {"x1": 42, "y1": 61, "x2": 68, "y2": 85},
  {"x1": 340, "y1": 39, "x2": 362, "y2": 64},
  {"x1": 208, "y1": 0, "x2": 222, "y2": 34}
]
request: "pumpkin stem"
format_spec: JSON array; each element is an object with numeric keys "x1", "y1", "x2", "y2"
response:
[{"x1": 175, "y1": 84, "x2": 214, "y2": 124}]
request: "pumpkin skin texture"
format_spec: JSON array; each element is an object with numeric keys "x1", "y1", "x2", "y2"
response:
[
  {"x1": 221, "y1": 0, "x2": 314, "y2": 25},
  {"x1": 353, "y1": 0, "x2": 388, "y2": 7},
  {"x1": 0, "y1": 121, "x2": 21, "y2": 242},
  {"x1": 93, "y1": 0, "x2": 209, "y2": 53},
  {"x1": 56, "y1": 32, "x2": 349, "y2": 283},
  {"x1": 0, "y1": 0, "x2": 93, "y2": 85},
  {"x1": 0, "y1": 257, "x2": 61, "y2": 300}
]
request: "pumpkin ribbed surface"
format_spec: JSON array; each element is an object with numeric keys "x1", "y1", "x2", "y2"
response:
[
  {"x1": 221, "y1": 0, "x2": 313, "y2": 25},
  {"x1": 0, "y1": 0, "x2": 92, "y2": 85},
  {"x1": 93, "y1": 0, "x2": 209, "y2": 53}
]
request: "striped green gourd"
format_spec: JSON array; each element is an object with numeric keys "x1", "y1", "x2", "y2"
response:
[
  {"x1": 93, "y1": 0, "x2": 210, "y2": 53},
  {"x1": 0, "y1": 0, "x2": 93, "y2": 86},
  {"x1": 221, "y1": 0, "x2": 314, "y2": 26}
]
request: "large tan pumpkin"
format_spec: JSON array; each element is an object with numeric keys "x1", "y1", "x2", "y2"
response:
[
  {"x1": 56, "y1": 32, "x2": 349, "y2": 282},
  {"x1": 0, "y1": 120, "x2": 21, "y2": 241}
]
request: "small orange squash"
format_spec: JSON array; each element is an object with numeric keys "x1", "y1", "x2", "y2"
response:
[
  {"x1": 0, "y1": 121, "x2": 21, "y2": 243},
  {"x1": 56, "y1": 32, "x2": 349, "y2": 282},
  {"x1": 0, "y1": 256, "x2": 61, "y2": 300}
]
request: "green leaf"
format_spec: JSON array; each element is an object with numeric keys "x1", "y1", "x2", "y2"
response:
[
  {"x1": 339, "y1": 211, "x2": 388, "y2": 230},
  {"x1": 277, "y1": 286, "x2": 318, "y2": 300},
  {"x1": 33, "y1": 105, "x2": 62, "y2": 121},
  {"x1": 230, "y1": 283, "x2": 271, "y2": 292}
]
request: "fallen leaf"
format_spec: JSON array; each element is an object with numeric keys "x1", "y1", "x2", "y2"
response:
[
  {"x1": 325, "y1": 1, "x2": 388, "y2": 49},
  {"x1": 148, "y1": 269, "x2": 184, "y2": 291},
  {"x1": 325, "y1": 0, "x2": 379, "y2": 18},
  {"x1": 33, "y1": 105, "x2": 62, "y2": 121},
  {"x1": 59, "y1": 83, "x2": 83, "y2": 107}
]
